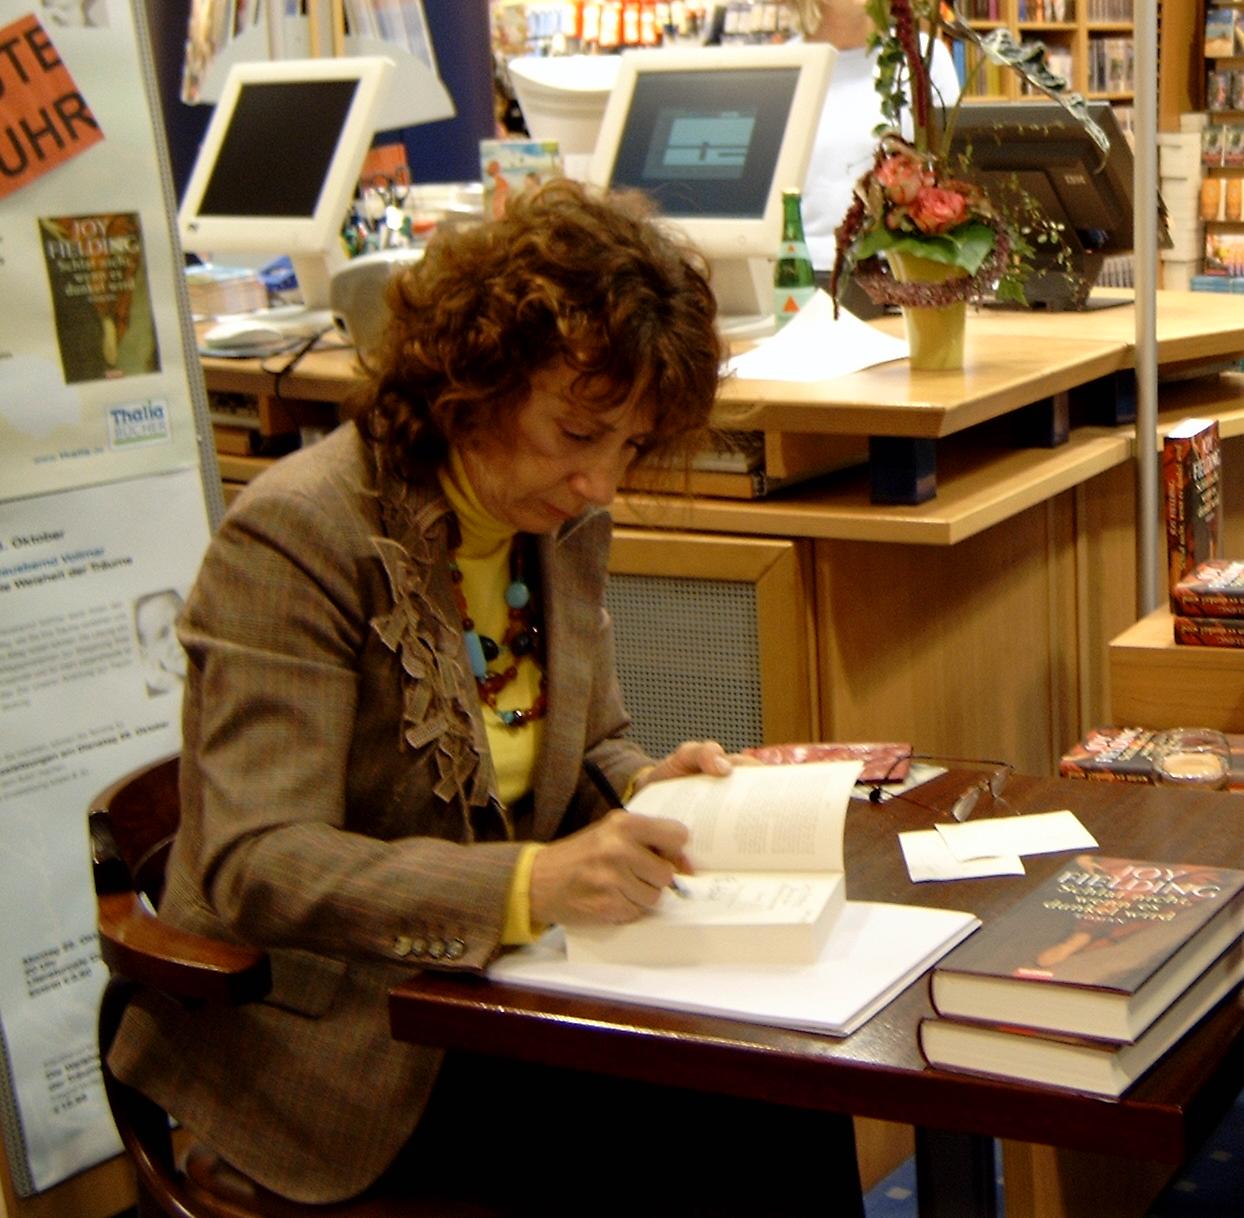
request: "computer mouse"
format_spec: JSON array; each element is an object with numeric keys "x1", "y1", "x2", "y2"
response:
[{"x1": 202, "y1": 318, "x2": 286, "y2": 350}]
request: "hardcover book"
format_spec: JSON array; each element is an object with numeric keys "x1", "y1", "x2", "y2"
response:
[
  {"x1": 928, "y1": 855, "x2": 1244, "y2": 1042},
  {"x1": 1163, "y1": 417, "x2": 1222, "y2": 605},
  {"x1": 1059, "y1": 725, "x2": 1244, "y2": 791},
  {"x1": 1174, "y1": 615, "x2": 1244, "y2": 648},
  {"x1": 562, "y1": 760, "x2": 861, "y2": 967},
  {"x1": 1172, "y1": 559, "x2": 1244, "y2": 617},
  {"x1": 740, "y1": 741, "x2": 913, "y2": 784},
  {"x1": 919, "y1": 937, "x2": 1244, "y2": 1097}
]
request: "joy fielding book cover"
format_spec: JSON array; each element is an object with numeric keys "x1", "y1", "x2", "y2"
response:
[
  {"x1": 918, "y1": 934, "x2": 1244, "y2": 1096},
  {"x1": 1173, "y1": 559, "x2": 1244, "y2": 618},
  {"x1": 927, "y1": 855, "x2": 1244, "y2": 1043},
  {"x1": 1163, "y1": 418, "x2": 1222, "y2": 609}
]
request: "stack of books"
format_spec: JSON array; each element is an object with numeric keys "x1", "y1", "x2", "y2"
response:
[
  {"x1": 1172, "y1": 559, "x2": 1244, "y2": 648},
  {"x1": 918, "y1": 856, "x2": 1244, "y2": 1097},
  {"x1": 1060, "y1": 725, "x2": 1244, "y2": 791}
]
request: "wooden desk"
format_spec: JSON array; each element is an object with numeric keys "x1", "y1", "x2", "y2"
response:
[{"x1": 389, "y1": 775, "x2": 1244, "y2": 1218}]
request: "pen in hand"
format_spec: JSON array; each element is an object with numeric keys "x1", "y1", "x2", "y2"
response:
[{"x1": 581, "y1": 759, "x2": 691, "y2": 899}]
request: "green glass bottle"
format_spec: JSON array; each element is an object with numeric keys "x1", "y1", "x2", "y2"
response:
[{"x1": 773, "y1": 188, "x2": 816, "y2": 329}]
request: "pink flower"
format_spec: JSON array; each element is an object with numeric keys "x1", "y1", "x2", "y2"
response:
[
  {"x1": 909, "y1": 186, "x2": 969, "y2": 234},
  {"x1": 874, "y1": 153, "x2": 929, "y2": 206}
]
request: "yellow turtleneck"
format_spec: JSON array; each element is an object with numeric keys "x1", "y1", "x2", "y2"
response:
[{"x1": 439, "y1": 449, "x2": 545, "y2": 944}]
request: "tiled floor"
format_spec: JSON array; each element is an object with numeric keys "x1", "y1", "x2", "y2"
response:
[{"x1": 862, "y1": 1089, "x2": 1244, "y2": 1216}]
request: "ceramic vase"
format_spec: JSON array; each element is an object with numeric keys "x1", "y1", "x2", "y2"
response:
[{"x1": 886, "y1": 250, "x2": 968, "y2": 372}]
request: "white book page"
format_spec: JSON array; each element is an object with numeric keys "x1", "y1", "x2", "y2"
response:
[
  {"x1": 654, "y1": 873, "x2": 841, "y2": 926},
  {"x1": 625, "y1": 760, "x2": 863, "y2": 873}
]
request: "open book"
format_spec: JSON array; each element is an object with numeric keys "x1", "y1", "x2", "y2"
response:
[{"x1": 562, "y1": 760, "x2": 862, "y2": 966}]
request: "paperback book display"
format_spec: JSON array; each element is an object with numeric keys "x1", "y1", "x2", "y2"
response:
[
  {"x1": 1170, "y1": 559, "x2": 1244, "y2": 649},
  {"x1": 1060, "y1": 726, "x2": 1244, "y2": 791},
  {"x1": 1205, "y1": 6, "x2": 1244, "y2": 58},
  {"x1": 921, "y1": 856, "x2": 1244, "y2": 1095}
]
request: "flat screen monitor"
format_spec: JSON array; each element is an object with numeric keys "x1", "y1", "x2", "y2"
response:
[
  {"x1": 178, "y1": 56, "x2": 394, "y2": 314},
  {"x1": 588, "y1": 43, "x2": 836, "y2": 336},
  {"x1": 942, "y1": 100, "x2": 1156, "y2": 311}
]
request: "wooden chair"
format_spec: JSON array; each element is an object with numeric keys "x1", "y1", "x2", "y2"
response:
[{"x1": 90, "y1": 754, "x2": 500, "y2": 1218}]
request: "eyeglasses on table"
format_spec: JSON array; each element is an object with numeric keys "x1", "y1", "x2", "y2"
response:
[{"x1": 866, "y1": 755, "x2": 1014, "y2": 822}]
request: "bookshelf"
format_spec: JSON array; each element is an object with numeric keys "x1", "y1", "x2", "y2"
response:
[
  {"x1": 1203, "y1": 3, "x2": 1244, "y2": 272},
  {"x1": 955, "y1": 0, "x2": 1194, "y2": 135}
]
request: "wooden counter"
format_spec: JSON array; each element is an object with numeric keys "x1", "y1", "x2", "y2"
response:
[
  {"x1": 195, "y1": 292, "x2": 1244, "y2": 779},
  {"x1": 1110, "y1": 608, "x2": 1244, "y2": 733},
  {"x1": 716, "y1": 330, "x2": 1125, "y2": 439}
]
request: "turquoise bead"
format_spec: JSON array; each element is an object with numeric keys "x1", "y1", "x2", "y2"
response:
[
  {"x1": 465, "y1": 630, "x2": 487, "y2": 680},
  {"x1": 505, "y1": 580, "x2": 530, "y2": 610}
]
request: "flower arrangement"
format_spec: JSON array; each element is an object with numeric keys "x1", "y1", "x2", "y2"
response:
[{"x1": 829, "y1": 0, "x2": 1109, "y2": 314}]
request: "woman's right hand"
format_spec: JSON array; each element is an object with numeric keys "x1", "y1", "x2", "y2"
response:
[{"x1": 529, "y1": 810, "x2": 690, "y2": 927}]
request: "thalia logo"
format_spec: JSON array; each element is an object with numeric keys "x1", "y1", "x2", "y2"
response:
[{"x1": 108, "y1": 400, "x2": 171, "y2": 448}]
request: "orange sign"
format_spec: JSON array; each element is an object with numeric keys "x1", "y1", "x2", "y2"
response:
[{"x1": 0, "y1": 13, "x2": 104, "y2": 202}]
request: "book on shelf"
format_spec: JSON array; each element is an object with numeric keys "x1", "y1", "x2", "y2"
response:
[
  {"x1": 1205, "y1": 7, "x2": 1239, "y2": 58},
  {"x1": 1059, "y1": 725, "x2": 1244, "y2": 791},
  {"x1": 1172, "y1": 560, "x2": 1244, "y2": 617},
  {"x1": 493, "y1": 900, "x2": 980, "y2": 1038},
  {"x1": 1203, "y1": 124, "x2": 1227, "y2": 170},
  {"x1": 562, "y1": 760, "x2": 862, "y2": 967},
  {"x1": 1174, "y1": 615, "x2": 1244, "y2": 648},
  {"x1": 928, "y1": 855, "x2": 1244, "y2": 1043},
  {"x1": 1208, "y1": 67, "x2": 1233, "y2": 113},
  {"x1": 1163, "y1": 417, "x2": 1221, "y2": 606},
  {"x1": 919, "y1": 937, "x2": 1244, "y2": 1097}
]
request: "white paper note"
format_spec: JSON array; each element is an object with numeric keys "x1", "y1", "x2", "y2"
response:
[
  {"x1": 935, "y1": 810, "x2": 1099, "y2": 862},
  {"x1": 899, "y1": 829, "x2": 1025, "y2": 882},
  {"x1": 726, "y1": 291, "x2": 909, "y2": 382}
]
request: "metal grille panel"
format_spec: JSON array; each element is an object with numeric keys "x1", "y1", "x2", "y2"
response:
[{"x1": 605, "y1": 573, "x2": 763, "y2": 758}]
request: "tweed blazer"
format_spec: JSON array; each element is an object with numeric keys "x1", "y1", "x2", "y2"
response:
[{"x1": 109, "y1": 424, "x2": 649, "y2": 1203}]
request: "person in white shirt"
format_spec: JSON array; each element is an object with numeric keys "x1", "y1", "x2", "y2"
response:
[{"x1": 791, "y1": 0, "x2": 963, "y2": 277}]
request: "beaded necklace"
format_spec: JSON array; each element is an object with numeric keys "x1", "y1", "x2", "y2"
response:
[{"x1": 448, "y1": 536, "x2": 548, "y2": 728}]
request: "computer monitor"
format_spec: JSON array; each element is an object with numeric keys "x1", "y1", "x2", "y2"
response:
[
  {"x1": 508, "y1": 54, "x2": 622, "y2": 178},
  {"x1": 588, "y1": 43, "x2": 836, "y2": 336},
  {"x1": 942, "y1": 100, "x2": 1152, "y2": 311},
  {"x1": 178, "y1": 56, "x2": 394, "y2": 315}
]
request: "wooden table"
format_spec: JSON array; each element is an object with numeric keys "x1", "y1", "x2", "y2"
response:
[{"x1": 389, "y1": 775, "x2": 1244, "y2": 1218}]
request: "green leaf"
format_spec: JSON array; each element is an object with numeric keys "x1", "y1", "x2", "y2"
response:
[{"x1": 852, "y1": 221, "x2": 996, "y2": 275}]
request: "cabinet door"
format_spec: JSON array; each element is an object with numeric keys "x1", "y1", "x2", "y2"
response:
[{"x1": 606, "y1": 528, "x2": 817, "y2": 757}]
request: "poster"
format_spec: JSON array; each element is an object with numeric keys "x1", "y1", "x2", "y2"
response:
[
  {"x1": 0, "y1": 8, "x2": 205, "y2": 502},
  {"x1": 0, "y1": 0, "x2": 218, "y2": 1196},
  {"x1": 0, "y1": 10, "x2": 104, "y2": 203},
  {"x1": 0, "y1": 468, "x2": 211, "y2": 1192}
]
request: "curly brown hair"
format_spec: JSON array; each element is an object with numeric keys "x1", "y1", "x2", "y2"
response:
[{"x1": 352, "y1": 179, "x2": 724, "y2": 484}]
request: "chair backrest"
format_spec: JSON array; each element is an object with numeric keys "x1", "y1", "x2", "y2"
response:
[
  {"x1": 87, "y1": 757, "x2": 493, "y2": 1216},
  {"x1": 91, "y1": 753, "x2": 180, "y2": 905}
]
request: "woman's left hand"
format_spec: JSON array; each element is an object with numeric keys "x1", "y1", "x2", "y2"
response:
[{"x1": 633, "y1": 739, "x2": 739, "y2": 793}]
